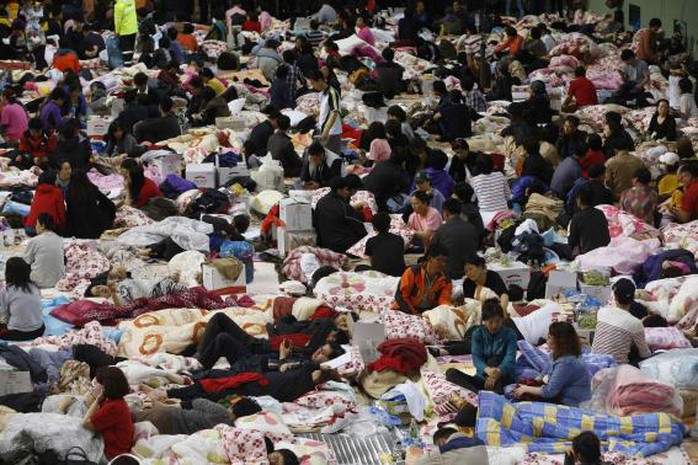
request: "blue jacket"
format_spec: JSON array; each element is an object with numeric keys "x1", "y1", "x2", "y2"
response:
[
  {"x1": 541, "y1": 355, "x2": 591, "y2": 407},
  {"x1": 471, "y1": 325, "x2": 517, "y2": 381}
]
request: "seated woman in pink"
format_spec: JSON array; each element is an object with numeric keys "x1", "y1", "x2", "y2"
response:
[
  {"x1": 408, "y1": 190, "x2": 442, "y2": 248},
  {"x1": 356, "y1": 15, "x2": 375, "y2": 47}
]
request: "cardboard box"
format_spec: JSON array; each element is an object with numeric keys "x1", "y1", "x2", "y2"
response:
[
  {"x1": 278, "y1": 229, "x2": 316, "y2": 256},
  {"x1": 278, "y1": 198, "x2": 312, "y2": 232},
  {"x1": 578, "y1": 283, "x2": 612, "y2": 305},
  {"x1": 150, "y1": 153, "x2": 183, "y2": 178},
  {"x1": 201, "y1": 263, "x2": 247, "y2": 293},
  {"x1": 215, "y1": 116, "x2": 246, "y2": 131},
  {"x1": 545, "y1": 270, "x2": 578, "y2": 299},
  {"x1": 186, "y1": 163, "x2": 217, "y2": 189},
  {"x1": 86, "y1": 116, "x2": 112, "y2": 139},
  {"x1": 511, "y1": 85, "x2": 529, "y2": 102},
  {"x1": 489, "y1": 260, "x2": 531, "y2": 289},
  {"x1": 218, "y1": 165, "x2": 249, "y2": 185},
  {"x1": 0, "y1": 370, "x2": 32, "y2": 396}
]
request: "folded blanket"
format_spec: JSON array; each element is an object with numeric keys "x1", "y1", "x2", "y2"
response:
[{"x1": 367, "y1": 338, "x2": 427, "y2": 375}]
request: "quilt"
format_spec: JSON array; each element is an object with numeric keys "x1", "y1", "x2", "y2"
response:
[
  {"x1": 314, "y1": 271, "x2": 399, "y2": 313},
  {"x1": 476, "y1": 391, "x2": 686, "y2": 457}
]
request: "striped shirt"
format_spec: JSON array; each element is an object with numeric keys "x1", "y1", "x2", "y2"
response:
[
  {"x1": 470, "y1": 172, "x2": 511, "y2": 213},
  {"x1": 591, "y1": 306, "x2": 651, "y2": 364},
  {"x1": 318, "y1": 86, "x2": 342, "y2": 136},
  {"x1": 306, "y1": 30, "x2": 325, "y2": 47}
]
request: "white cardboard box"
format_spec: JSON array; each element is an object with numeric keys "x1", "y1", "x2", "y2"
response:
[
  {"x1": 186, "y1": 163, "x2": 217, "y2": 189},
  {"x1": 278, "y1": 229, "x2": 316, "y2": 256},
  {"x1": 201, "y1": 263, "x2": 246, "y2": 293},
  {"x1": 278, "y1": 198, "x2": 313, "y2": 232},
  {"x1": 86, "y1": 116, "x2": 112, "y2": 138},
  {"x1": 0, "y1": 370, "x2": 32, "y2": 396},
  {"x1": 545, "y1": 270, "x2": 578, "y2": 299},
  {"x1": 150, "y1": 153, "x2": 183, "y2": 178},
  {"x1": 489, "y1": 261, "x2": 531, "y2": 289}
]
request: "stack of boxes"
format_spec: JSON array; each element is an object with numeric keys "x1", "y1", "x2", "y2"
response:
[{"x1": 277, "y1": 198, "x2": 315, "y2": 256}]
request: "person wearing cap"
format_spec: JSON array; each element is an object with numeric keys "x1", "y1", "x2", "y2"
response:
[
  {"x1": 413, "y1": 170, "x2": 445, "y2": 213},
  {"x1": 592, "y1": 278, "x2": 651, "y2": 365}
]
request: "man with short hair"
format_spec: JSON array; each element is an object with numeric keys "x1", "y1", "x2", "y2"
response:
[
  {"x1": 605, "y1": 138, "x2": 646, "y2": 200},
  {"x1": 614, "y1": 49, "x2": 650, "y2": 106},
  {"x1": 431, "y1": 199, "x2": 479, "y2": 279},
  {"x1": 392, "y1": 245, "x2": 452, "y2": 314},
  {"x1": 267, "y1": 114, "x2": 302, "y2": 177},
  {"x1": 556, "y1": 115, "x2": 587, "y2": 160},
  {"x1": 620, "y1": 167, "x2": 658, "y2": 225},
  {"x1": 550, "y1": 142, "x2": 584, "y2": 199},
  {"x1": 417, "y1": 405, "x2": 488, "y2": 465},
  {"x1": 308, "y1": 70, "x2": 342, "y2": 154},
  {"x1": 562, "y1": 66, "x2": 598, "y2": 112},
  {"x1": 299, "y1": 141, "x2": 343, "y2": 189},
  {"x1": 133, "y1": 97, "x2": 182, "y2": 143},
  {"x1": 568, "y1": 185, "x2": 611, "y2": 256},
  {"x1": 592, "y1": 278, "x2": 651, "y2": 365},
  {"x1": 636, "y1": 18, "x2": 662, "y2": 65},
  {"x1": 314, "y1": 176, "x2": 367, "y2": 254}
]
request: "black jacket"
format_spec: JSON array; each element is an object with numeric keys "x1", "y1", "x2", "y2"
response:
[
  {"x1": 314, "y1": 192, "x2": 367, "y2": 253},
  {"x1": 267, "y1": 132, "x2": 302, "y2": 177},
  {"x1": 299, "y1": 156, "x2": 342, "y2": 187},
  {"x1": 247, "y1": 120, "x2": 275, "y2": 157},
  {"x1": 431, "y1": 216, "x2": 479, "y2": 279},
  {"x1": 363, "y1": 160, "x2": 411, "y2": 211},
  {"x1": 48, "y1": 137, "x2": 92, "y2": 171},
  {"x1": 134, "y1": 115, "x2": 182, "y2": 143},
  {"x1": 66, "y1": 186, "x2": 116, "y2": 239}
]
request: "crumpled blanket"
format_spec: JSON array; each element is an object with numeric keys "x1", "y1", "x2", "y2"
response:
[
  {"x1": 49, "y1": 287, "x2": 248, "y2": 326},
  {"x1": 583, "y1": 365, "x2": 682, "y2": 417},
  {"x1": 282, "y1": 246, "x2": 348, "y2": 283},
  {"x1": 87, "y1": 170, "x2": 124, "y2": 192},
  {"x1": 635, "y1": 276, "x2": 694, "y2": 324},
  {"x1": 113, "y1": 205, "x2": 156, "y2": 229},
  {"x1": 596, "y1": 204, "x2": 659, "y2": 239},
  {"x1": 662, "y1": 220, "x2": 698, "y2": 258},
  {"x1": 0, "y1": 413, "x2": 104, "y2": 461},
  {"x1": 117, "y1": 216, "x2": 213, "y2": 252},
  {"x1": 24, "y1": 321, "x2": 118, "y2": 356},
  {"x1": 55, "y1": 240, "x2": 111, "y2": 298},
  {"x1": 367, "y1": 337, "x2": 427, "y2": 375},
  {"x1": 477, "y1": 391, "x2": 685, "y2": 457},
  {"x1": 574, "y1": 236, "x2": 662, "y2": 275},
  {"x1": 314, "y1": 271, "x2": 399, "y2": 313},
  {"x1": 56, "y1": 360, "x2": 92, "y2": 395}
]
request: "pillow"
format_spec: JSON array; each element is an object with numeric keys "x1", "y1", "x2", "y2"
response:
[
  {"x1": 644, "y1": 326, "x2": 692, "y2": 351},
  {"x1": 422, "y1": 305, "x2": 473, "y2": 340},
  {"x1": 381, "y1": 309, "x2": 437, "y2": 344},
  {"x1": 234, "y1": 411, "x2": 294, "y2": 444},
  {"x1": 640, "y1": 349, "x2": 698, "y2": 389}
]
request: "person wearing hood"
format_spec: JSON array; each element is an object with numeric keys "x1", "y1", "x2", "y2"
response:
[
  {"x1": 24, "y1": 171, "x2": 66, "y2": 236},
  {"x1": 300, "y1": 141, "x2": 342, "y2": 190},
  {"x1": 314, "y1": 176, "x2": 367, "y2": 254}
]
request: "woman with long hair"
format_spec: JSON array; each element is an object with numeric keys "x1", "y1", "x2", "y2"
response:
[
  {"x1": 104, "y1": 120, "x2": 139, "y2": 157},
  {"x1": 65, "y1": 169, "x2": 116, "y2": 238},
  {"x1": 512, "y1": 322, "x2": 592, "y2": 406},
  {"x1": 120, "y1": 158, "x2": 162, "y2": 208},
  {"x1": 0, "y1": 257, "x2": 43, "y2": 340}
]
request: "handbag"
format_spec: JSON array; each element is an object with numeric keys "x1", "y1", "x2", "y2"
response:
[{"x1": 62, "y1": 447, "x2": 99, "y2": 465}]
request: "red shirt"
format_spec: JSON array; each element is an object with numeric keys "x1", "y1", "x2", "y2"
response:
[
  {"x1": 682, "y1": 180, "x2": 698, "y2": 221},
  {"x1": 24, "y1": 184, "x2": 66, "y2": 229},
  {"x1": 567, "y1": 76, "x2": 598, "y2": 108},
  {"x1": 242, "y1": 20, "x2": 261, "y2": 33},
  {"x1": 579, "y1": 149, "x2": 606, "y2": 178},
  {"x1": 91, "y1": 398, "x2": 134, "y2": 460},
  {"x1": 19, "y1": 131, "x2": 57, "y2": 159},
  {"x1": 134, "y1": 178, "x2": 163, "y2": 208},
  {"x1": 53, "y1": 52, "x2": 79, "y2": 73}
]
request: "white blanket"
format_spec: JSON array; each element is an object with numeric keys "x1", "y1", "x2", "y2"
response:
[{"x1": 116, "y1": 216, "x2": 214, "y2": 252}]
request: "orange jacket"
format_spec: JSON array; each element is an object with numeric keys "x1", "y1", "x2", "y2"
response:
[
  {"x1": 392, "y1": 264, "x2": 453, "y2": 314},
  {"x1": 495, "y1": 34, "x2": 524, "y2": 55}
]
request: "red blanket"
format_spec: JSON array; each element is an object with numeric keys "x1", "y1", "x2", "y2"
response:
[
  {"x1": 367, "y1": 338, "x2": 427, "y2": 375},
  {"x1": 200, "y1": 372, "x2": 269, "y2": 393},
  {"x1": 50, "y1": 287, "x2": 256, "y2": 326}
]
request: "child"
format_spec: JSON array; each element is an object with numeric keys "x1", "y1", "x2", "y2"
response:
[
  {"x1": 564, "y1": 431, "x2": 609, "y2": 465},
  {"x1": 445, "y1": 298, "x2": 516, "y2": 393},
  {"x1": 364, "y1": 212, "x2": 405, "y2": 277},
  {"x1": 0, "y1": 257, "x2": 44, "y2": 340}
]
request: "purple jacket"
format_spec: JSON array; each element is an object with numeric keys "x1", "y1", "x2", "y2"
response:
[
  {"x1": 410, "y1": 167, "x2": 455, "y2": 199},
  {"x1": 39, "y1": 101, "x2": 67, "y2": 130}
]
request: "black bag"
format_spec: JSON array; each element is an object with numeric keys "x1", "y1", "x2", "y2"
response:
[
  {"x1": 63, "y1": 447, "x2": 99, "y2": 465},
  {"x1": 9, "y1": 186, "x2": 34, "y2": 205},
  {"x1": 190, "y1": 189, "x2": 230, "y2": 216}
]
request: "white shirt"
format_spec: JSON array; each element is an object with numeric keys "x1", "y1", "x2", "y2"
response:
[{"x1": 680, "y1": 93, "x2": 698, "y2": 118}]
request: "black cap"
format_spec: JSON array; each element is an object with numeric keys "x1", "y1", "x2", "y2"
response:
[{"x1": 612, "y1": 278, "x2": 635, "y2": 301}]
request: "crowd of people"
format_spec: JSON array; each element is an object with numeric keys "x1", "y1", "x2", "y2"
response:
[{"x1": 0, "y1": 0, "x2": 694, "y2": 463}]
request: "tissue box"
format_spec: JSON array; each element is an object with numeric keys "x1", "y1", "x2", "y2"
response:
[
  {"x1": 150, "y1": 153, "x2": 183, "y2": 178},
  {"x1": 0, "y1": 370, "x2": 32, "y2": 396},
  {"x1": 278, "y1": 229, "x2": 316, "y2": 256},
  {"x1": 201, "y1": 263, "x2": 247, "y2": 293},
  {"x1": 86, "y1": 116, "x2": 112, "y2": 139},
  {"x1": 186, "y1": 163, "x2": 217, "y2": 188},
  {"x1": 545, "y1": 270, "x2": 577, "y2": 299},
  {"x1": 489, "y1": 261, "x2": 531, "y2": 289},
  {"x1": 279, "y1": 198, "x2": 312, "y2": 232}
]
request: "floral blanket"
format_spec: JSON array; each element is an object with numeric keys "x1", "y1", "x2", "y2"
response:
[
  {"x1": 477, "y1": 391, "x2": 686, "y2": 457},
  {"x1": 314, "y1": 271, "x2": 399, "y2": 313},
  {"x1": 55, "y1": 240, "x2": 111, "y2": 299},
  {"x1": 282, "y1": 246, "x2": 348, "y2": 284},
  {"x1": 662, "y1": 221, "x2": 698, "y2": 258},
  {"x1": 596, "y1": 205, "x2": 659, "y2": 239}
]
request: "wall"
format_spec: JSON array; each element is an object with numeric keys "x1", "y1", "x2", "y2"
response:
[{"x1": 586, "y1": 0, "x2": 696, "y2": 57}]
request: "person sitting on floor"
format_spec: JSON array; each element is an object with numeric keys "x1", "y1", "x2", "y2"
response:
[
  {"x1": 446, "y1": 298, "x2": 516, "y2": 393},
  {"x1": 462, "y1": 254, "x2": 509, "y2": 309},
  {"x1": 0, "y1": 257, "x2": 44, "y2": 341},
  {"x1": 364, "y1": 212, "x2": 406, "y2": 277},
  {"x1": 267, "y1": 114, "x2": 302, "y2": 177},
  {"x1": 568, "y1": 184, "x2": 611, "y2": 256},
  {"x1": 314, "y1": 176, "x2": 367, "y2": 254},
  {"x1": 24, "y1": 171, "x2": 65, "y2": 236},
  {"x1": 299, "y1": 141, "x2": 343, "y2": 189},
  {"x1": 120, "y1": 158, "x2": 163, "y2": 209},
  {"x1": 133, "y1": 96, "x2": 182, "y2": 143},
  {"x1": 620, "y1": 167, "x2": 658, "y2": 226},
  {"x1": 24, "y1": 213, "x2": 64, "y2": 289},
  {"x1": 19, "y1": 117, "x2": 56, "y2": 167},
  {"x1": 392, "y1": 244, "x2": 452, "y2": 314},
  {"x1": 564, "y1": 431, "x2": 609, "y2": 465},
  {"x1": 512, "y1": 322, "x2": 591, "y2": 407}
]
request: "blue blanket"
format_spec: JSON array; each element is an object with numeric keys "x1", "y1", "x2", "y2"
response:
[{"x1": 476, "y1": 392, "x2": 686, "y2": 457}]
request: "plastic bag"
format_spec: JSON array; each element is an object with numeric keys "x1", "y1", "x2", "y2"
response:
[
  {"x1": 251, "y1": 157, "x2": 285, "y2": 192},
  {"x1": 106, "y1": 36, "x2": 124, "y2": 70}
]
